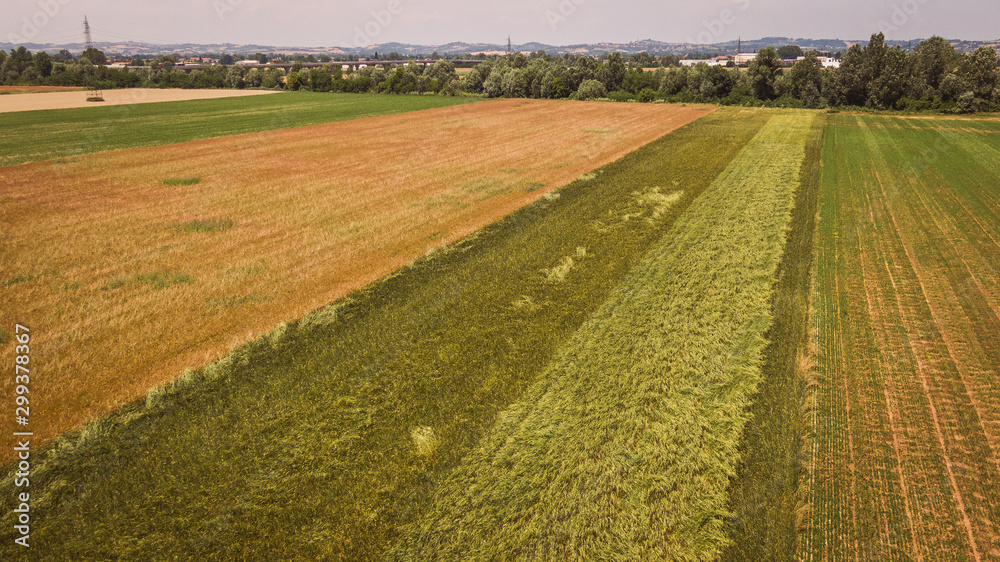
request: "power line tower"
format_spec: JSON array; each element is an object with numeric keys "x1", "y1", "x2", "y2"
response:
[
  {"x1": 84, "y1": 15, "x2": 93, "y2": 50},
  {"x1": 83, "y1": 16, "x2": 104, "y2": 102},
  {"x1": 507, "y1": 36, "x2": 512, "y2": 57}
]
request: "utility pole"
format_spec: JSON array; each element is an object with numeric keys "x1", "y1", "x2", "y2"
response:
[{"x1": 83, "y1": 16, "x2": 103, "y2": 102}]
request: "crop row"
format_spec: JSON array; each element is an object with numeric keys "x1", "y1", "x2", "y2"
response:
[
  {"x1": 803, "y1": 115, "x2": 1000, "y2": 560},
  {"x1": 390, "y1": 111, "x2": 817, "y2": 560}
]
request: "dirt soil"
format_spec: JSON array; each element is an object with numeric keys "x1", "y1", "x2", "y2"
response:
[{"x1": 0, "y1": 87, "x2": 279, "y2": 113}]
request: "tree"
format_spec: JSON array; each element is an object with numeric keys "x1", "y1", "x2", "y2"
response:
[
  {"x1": 309, "y1": 68, "x2": 333, "y2": 92},
  {"x1": 224, "y1": 65, "x2": 245, "y2": 89},
  {"x1": 32, "y1": 51, "x2": 53, "y2": 78},
  {"x1": 9, "y1": 47, "x2": 33, "y2": 76},
  {"x1": 788, "y1": 51, "x2": 823, "y2": 100},
  {"x1": 577, "y1": 79, "x2": 607, "y2": 100},
  {"x1": 913, "y1": 36, "x2": 957, "y2": 91},
  {"x1": 598, "y1": 52, "x2": 626, "y2": 92},
  {"x1": 53, "y1": 49, "x2": 74, "y2": 63},
  {"x1": 869, "y1": 46, "x2": 912, "y2": 108},
  {"x1": 254, "y1": 52, "x2": 268, "y2": 64},
  {"x1": 482, "y1": 68, "x2": 505, "y2": 98},
  {"x1": 748, "y1": 47, "x2": 782, "y2": 100},
  {"x1": 777, "y1": 45, "x2": 804, "y2": 60},
  {"x1": 833, "y1": 44, "x2": 866, "y2": 106},
  {"x1": 81, "y1": 47, "x2": 107, "y2": 65},
  {"x1": 502, "y1": 68, "x2": 529, "y2": 98},
  {"x1": 286, "y1": 71, "x2": 303, "y2": 90},
  {"x1": 959, "y1": 46, "x2": 999, "y2": 99},
  {"x1": 861, "y1": 33, "x2": 888, "y2": 90},
  {"x1": 219, "y1": 53, "x2": 235, "y2": 65}
]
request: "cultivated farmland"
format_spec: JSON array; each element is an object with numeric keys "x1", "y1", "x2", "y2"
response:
[
  {"x1": 0, "y1": 99, "x2": 711, "y2": 462},
  {"x1": 392, "y1": 111, "x2": 818, "y2": 560},
  {"x1": 0, "y1": 106, "x2": 768, "y2": 559},
  {"x1": 0, "y1": 91, "x2": 480, "y2": 166},
  {"x1": 805, "y1": 115, "x2": 1000, "y2": 560}
]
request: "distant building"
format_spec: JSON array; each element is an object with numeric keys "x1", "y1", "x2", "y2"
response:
[
  {"x1": 680, "y1": 59, "x2": 721, "y2": 67},
  {"x1": 735, "y1": 52, "x2": 756, "y2": 65},
  {"x1": 235, "y1": 60, "x2": 261, "y2": 66}
]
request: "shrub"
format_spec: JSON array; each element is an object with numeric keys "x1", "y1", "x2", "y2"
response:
[{"x1": 577, "y1": 79, "x2": 607, "y2": 101}]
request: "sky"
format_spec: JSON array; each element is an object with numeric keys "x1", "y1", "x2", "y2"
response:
[{"x1": 6, "y1": 0, "x2": 998, "y2": 48}]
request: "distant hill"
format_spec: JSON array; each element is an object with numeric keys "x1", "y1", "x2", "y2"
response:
[{"x1": 2, "y1": 37, "x2": 998, "y2": 58}]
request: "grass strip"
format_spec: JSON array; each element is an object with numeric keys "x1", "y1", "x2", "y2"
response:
[
  {"x1": 0, "y1": 92, "x2": 480, "y2": 166},
  {"x1": 720, "y1": 112, "x2": 825, "y2": 560},
  {"x1": 0, "y1": 108, "x2": 766, "y2": 560},
  {"x1": 390, "y1": 111, "x2": 817, "y2": 561}
]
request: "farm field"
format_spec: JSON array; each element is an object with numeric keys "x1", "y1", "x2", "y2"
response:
[
  {"x1": 0, "y1": 106, "x2": 778, "y2": 559},
  {"x1": 392, "y1": 111, "x2": 818, "y2": 560},
  {"x1": 0, "y1": 91, "x2": 480, "y2": 166},
  {"x1": 804, "y1": 115, "x2": 1000, "y2": 560},
  {"x1": 0, "y1": 99, "x2": 711, "y2": 465},
  {"x1": 0, "y1": 87, "x2": 279, "y2": 114}
]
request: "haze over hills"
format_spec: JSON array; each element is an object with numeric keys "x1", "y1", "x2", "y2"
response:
[{"x1": 3, "y1": 37, "x2": 999, "y2": 58}]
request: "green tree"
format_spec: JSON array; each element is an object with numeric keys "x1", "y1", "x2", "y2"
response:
[
  {"x1": 913, "y1": 35, "x2": 957, "y2": 91},
  {"x1": 32, "y1": 51, "x2": 53, "y2": 78},
  {"x1": 959, "y1": 46, "x2": 999, "y2": 99},
  {"x1": 225, "y1": 65, "x2": 245, "y2": 88},
  {"x1": 502, "y1": 68, "x2": 529, "y2": 98},
  {"x1": 81, "y1": 47, "x2": 108, "y2": 65},
  {"x1": 549, "y1": 75, "x2": 569, "y2": 98},
  {"x1": 833, "y1": 44, "x2": 866, "y2": 106},
  {"x1": 776, "y1": 45, "x2": 804, "y2": 60},
  {"x1": 598, "y1": 52, "x2": 626, "y2": 91},
  {"x1": 309, "y1": 68, "x2": 333, "y2": 92},
  {"x1": 788, "y1": 51, "x2": 823, "y2": 100},
  {"x1": 748, "y1": 47, "x2": 782, "y2": 100},
  {"x1": 577, "y1": 79, "x2": 607, "y2": 100},
  {"x1": 482, "y1": 68, "x2": 505, "y2": 98},
  {"x1": 869, "y1": 46, "x2": 912, "y2": 108},
  {"x1": 254, "y1": 52, "x2": 268, "y2": 64},
  {"x1": 9, "y1": 46, "x2": 33, "y2": 76},
  {"x1": 286, "y1": 71, "x2": 303, "y2": 90}
]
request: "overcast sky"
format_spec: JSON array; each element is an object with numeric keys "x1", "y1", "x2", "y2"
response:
[{"x1": 7, "y1": 0, "x2": 997, "y2": 48}]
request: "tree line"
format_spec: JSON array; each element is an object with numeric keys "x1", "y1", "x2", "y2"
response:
[{"x1": 3, "y1": 33, "x2": 997, "y2": 113}]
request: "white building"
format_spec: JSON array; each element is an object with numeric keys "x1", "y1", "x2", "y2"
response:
[{"x1": 680, "y1": 59, "x2": 721, "y2": 68}]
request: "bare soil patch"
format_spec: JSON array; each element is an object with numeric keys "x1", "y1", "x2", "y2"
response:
[
  {"x1": 0, "y1": 87, "x2": 279, "y2": 113},
  {"x1": 0, "y1": 86, "x2": 86, "y2": 94}
]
